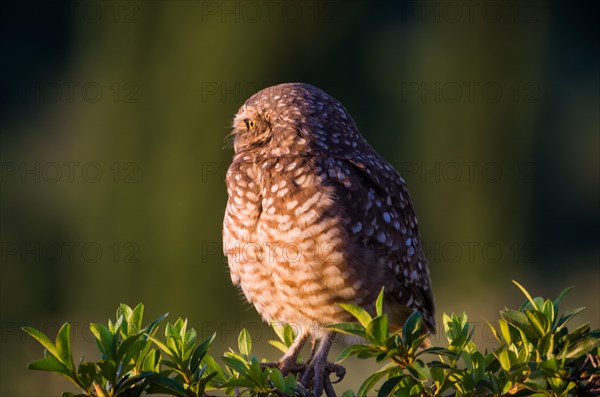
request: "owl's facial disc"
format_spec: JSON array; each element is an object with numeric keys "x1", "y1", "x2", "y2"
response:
[{"x1": 231, "y1": 107, "x2": 272, "y2": 152}]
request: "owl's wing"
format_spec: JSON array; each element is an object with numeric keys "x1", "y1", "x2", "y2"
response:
[{"x1": 319, "y1": 153, "x2": 435, "y2": 331}]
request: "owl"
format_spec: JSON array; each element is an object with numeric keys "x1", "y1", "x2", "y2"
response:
[{"x1": 223, "y1": 83, "x2": 434, "y2": 396}]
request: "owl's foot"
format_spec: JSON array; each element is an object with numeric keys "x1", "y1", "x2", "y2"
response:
[
  {"x1": 300, "y1": 360, "x2": 346, "y2": 397},
  {"x1": 299, "y1": 331, "x2": 345, "y2": 397},
  {"x1": 261, "y1": 331, "x2": 310, "y2": 375},
  {"x1": 279, "y1": 358, "x2": 307, "y2": 375}
]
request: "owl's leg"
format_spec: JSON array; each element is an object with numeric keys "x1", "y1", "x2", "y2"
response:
[
  {"x1": 278, "y1": 330, "x2": 310, "y2": 374},
  {"x1": 306, "y1": 334, "x2": 318, "y2": 363},
  {"x1": 301, "y1": 331, "x2": 346, "y2": 397}
]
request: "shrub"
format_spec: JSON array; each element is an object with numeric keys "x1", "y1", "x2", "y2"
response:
[{"x1": 23, "y1": 282, "x2": 599, "y2": 396}]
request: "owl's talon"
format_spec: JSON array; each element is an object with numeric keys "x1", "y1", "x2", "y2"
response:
[
  {"x1": 279, "y1": 361, "x2": 306, "y2": 375},
  {"x1": 300, "y1": 361, "x2": 345, "y2": 397},
  {"x1": 327, "y1": 363, "x2": 346, "y2": 384},
  {"x1": 260, "y1": 361, "x2": 306, "y2": 375}
]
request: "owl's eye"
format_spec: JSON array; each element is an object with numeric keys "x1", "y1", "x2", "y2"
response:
[{"x1": 243, "y1": 119, "x2": 255, "y2": 130}]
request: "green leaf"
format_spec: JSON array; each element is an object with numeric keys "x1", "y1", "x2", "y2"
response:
[
  {"x1": 494, "y1": 347, "x2": 516, "y2": 372},
  {"x1": 377, "y1": 376, "x2": 403, "y2": 396},
  {"x1": 248, "y1": 356, "x2": 266, "y2": 384},
  {"x1": 418, "y1": 346, "x2": 457, "y2": 359},
  {"x1": 222, "y1": 355, "x2": 250, "y2": 376},
  {"x1": 409, "y1": 383, "x2": 423, "y2": 396},
  {"x1": 27, "y1": 355, "x2": 71, "y2": 378},
  {"x1": 54, "y1": 323, "x2": 74, "y2": 372},
  {"x1": 501, "y1": 310, "x2": 539, "y2": 340},
  {"x1": 376, "y1": 288, "x2": 385, "y2": 317},
  {"x1": 339, "y1": 303, "x2": 373, "y2": 328},
  {"x1": 498, "y1": 319, "x2": 515, "y2": 345},
  {"x1": 542, "y1": 300, "x2": 555, "y2": 326},
  {"x1": 108, "y1": 315, "x2": 123, "y2": 335},
  {"x1": 525, "y1": 310, "x2": 550, "y2": 336},
  {"x1": 336, "y1": 344, "x2": 378, "y2": 363},
  {"x1": 165, "y1": 322, "x2": 179, "y2": 340},
  {"x1": 97, "y1": 360, "x2": 117, "y2": 382},
  {"x1": 203, "y1": 355, "x2": 228, "y2": 385},
  {"x1": 271, "y1": 323, "x2": 296, "y2": 348},
  {"x1": 269, "y1": 367, "x2": 286, "y2": 391},
  {"x1": 430, "y1": 366, "x2": 445, "y2": 390},
  {"x1": 562, "y1": 335, "x2": 600, "y2": 359},
  {"x1": 555, "y1": 307, "x2": 585, "y2": 330},
  {"x1": 147, "y1": 377, "x2": 188, "y2": 397},
  {"x1": 357, "y1": 369, "x2": 389, "y2": 397},
  {"x1": 327, "y1": 323, "x2": 367, "y2": 338},
  {"x1": 123, "y1": 339, "x2": 151, "y2": 369},
  {"x1": 285, "y1": 373, "x2": 297, "y2": 393},
  {"x1": 129, "y1": 303, "x2": 144, "y2": 333},
  {"x1": 90, "y1": 323, "x2": 116, "y2": 361},
  {"x1": 367, "y1": 315, "x2": 388, "y2": 345},
  {"x1": 145, "y1": 312, "x2": 169, "y2": 336},
  {"x1": 139, "y1": 349, "x2": 161, "y2": 372},
  {"x1": 117, "y1": 333, "x2": 144, "y2": 362},
  {"x1": 524, "y1": 369, "x2": 547, "y2": 391},
  {"x1": 190, "y1": 333, "x2": 215, "y2": 372},
  {"x1": 268, "y1": 340, "x2": 290, "y2": 354},
  {"x1": 484, "y1": 319, "x2": 501, "y2": 343},
  {"x1": 553, "y1": 286, "x2": 572, "y2": 309},
  {"x1": 165, "y1": 323, "x2": 182, "y2": 358},
  {"x1": 146, "y1": 334, "x2": 174, "y2": 357},
  {"x1": 512, "y1": 280, "x2": 539, "y2": 310},
  {"x1": 402, "y1": 311, "x2": 423, "y2": 344},
  {"x1": 114, "y1": 371, "x2": 156, "y2": 395},
  {"x1": 407, "y1": 359, "x2": 430, "y2": 381},
  {"x1": 27, "y1": 353, "x2": 83, "y2": 390},
  {"x1": 117, "y1": 304, "x2": 133, "y2": 337},
  {"x1": 77, "y1": 362, "x2": 96, "y2": 389},
  {"x1": 183, "y1": 331, "x2": 200, "y2": 353},
  {"x1": 191, "y1": 370, "x2": 217, "y2": 395},
  {"x1": 238, "y1": 328, "x2": 252, "y2": 357},
  {"x1": 568, "y1": 322, "x2": 591, "y2": 341},
  {"x1": 222, "y1": 377, "x2": 255, "y2": 388},
  {"x1": 173, "y1": 318, "x2": 186, "y2": 338},
  {"x1": 537, "y1": 333, "x2": 554, "y2": 357},
  {"x1": 22, "y1": 326, "x2": 62, "y2": 362}
]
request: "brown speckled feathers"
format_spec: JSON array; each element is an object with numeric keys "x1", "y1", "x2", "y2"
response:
[{"x1": 223, "y1": 83, "x2": 435, "y2": 334}]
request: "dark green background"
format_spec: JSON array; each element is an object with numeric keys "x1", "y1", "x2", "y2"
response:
[{"x1": 1, "y1": 1, "x2": 598, "y2": 394}]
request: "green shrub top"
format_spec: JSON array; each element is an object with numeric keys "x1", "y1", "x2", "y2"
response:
[{"x1": 23, "y1": 281, "x2": 599, "y2": 396}]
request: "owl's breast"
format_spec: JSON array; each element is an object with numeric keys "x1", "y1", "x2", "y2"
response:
[
  {"x1": 222, "y1": 158, "x2": 263, "y2": 284},
  {"x1": 223, "y1": 155, "x2": 369, "y2": 327}
]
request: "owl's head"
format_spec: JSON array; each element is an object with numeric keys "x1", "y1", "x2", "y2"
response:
[{"x1": 230, "y1": 83, "x2": 363, "y2": 157}]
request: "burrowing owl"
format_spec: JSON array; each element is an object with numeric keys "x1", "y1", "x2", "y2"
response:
[{"x1": 223, "y1": 83, "x2": 434, "y2": 396}]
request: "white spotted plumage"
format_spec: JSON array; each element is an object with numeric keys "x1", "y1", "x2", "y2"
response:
[{"x1": 223, "y1": 83, "x2": 435, "y2": 337}]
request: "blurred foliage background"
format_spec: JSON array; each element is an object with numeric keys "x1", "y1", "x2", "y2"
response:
[{"x1": 1, "y1": 1, "x2": 598, "y2": 394}]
